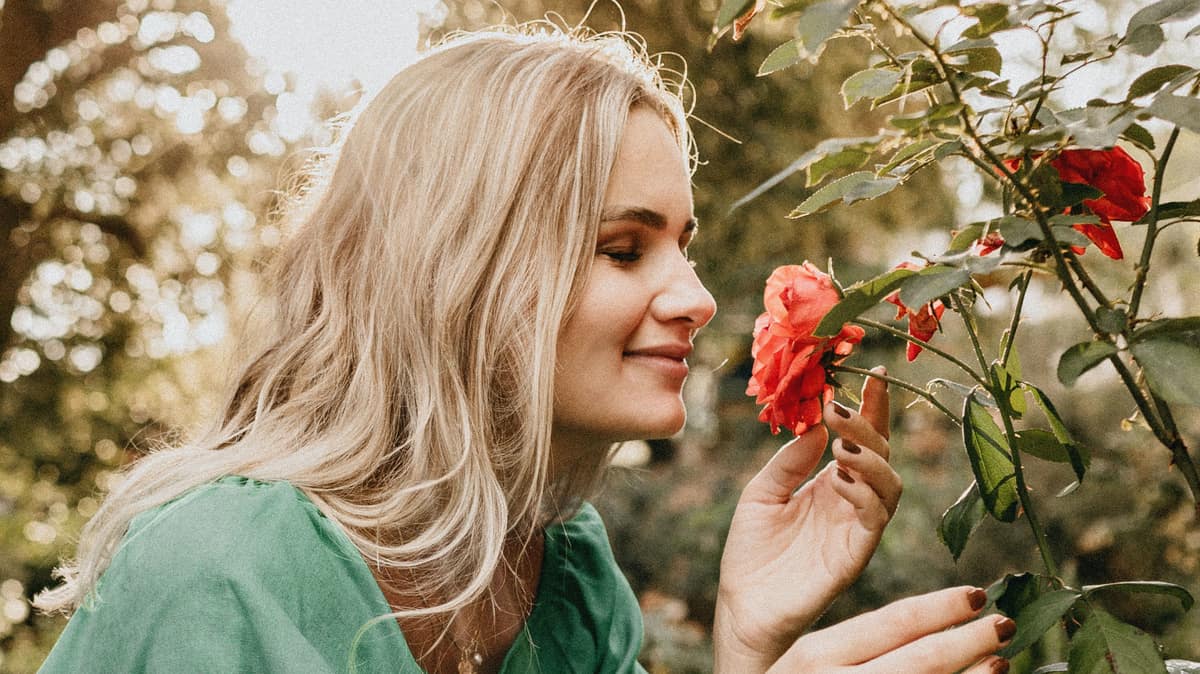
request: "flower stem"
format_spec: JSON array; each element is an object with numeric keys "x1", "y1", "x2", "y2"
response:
[
  {"x1": 853, "y1": 317, "x2": 988, "y2": 387},
  {"x1": 1001, "y1": 271, "x2": 1032, "y2": 368},
  {"x1": 953, "y1": 295, "x2": 1060, "y2": 577},
  {"x1": 1129, "y1": 125, "x2": 1181, "y2": 319},
  {"x1": 833, "y1": 364, "x2": 961, "y2": 424}
]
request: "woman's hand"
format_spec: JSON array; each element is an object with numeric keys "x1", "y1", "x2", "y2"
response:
[
  {"x1": 767, "y1": 586, "x2": 1015, "y2": 673},
  {"x1": 714, "y1": 368, "x2": 902, "y2": 670}
]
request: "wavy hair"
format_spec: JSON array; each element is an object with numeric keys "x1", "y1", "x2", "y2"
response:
[{"x1": 36, "y1": 23, "x2": 691, "y2": 629}]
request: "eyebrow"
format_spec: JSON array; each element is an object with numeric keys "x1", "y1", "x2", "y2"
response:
[{"x1": 600, "y1": 206, "x2": 698, "y2": 234}]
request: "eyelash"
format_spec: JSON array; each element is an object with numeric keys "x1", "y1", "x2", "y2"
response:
[{"x1": 602, "y1": 250, "x2": 642, "y2": 263}]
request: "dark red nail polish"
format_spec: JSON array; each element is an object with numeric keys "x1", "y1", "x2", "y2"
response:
[
  {"x1": 833, "y1": 403, "x2": 851, "y2": 418},
  {"x1": 842, "y1": 440, "x2": 862, "y2": 454},
  {"x1": 837, "y1": 467, "x2": 855, "y2": 483},
  {"x1": 967, "y1": 588, "x2": 987, "y2": 611},
  {"x1": 995, "y1": 617, "x2": 1016, "y2": 643},
  {"x1": 991, "y1": 659, "x2": 1010, "y2": 674}
]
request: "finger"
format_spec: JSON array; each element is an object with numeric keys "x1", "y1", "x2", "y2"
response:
[
  {"x1": 744, "y1": 425, "x2": 829, "y2": 504},
  {"x1": 791, "y1": 585, "x2": 989, "y2": 664},
  {"x1": 827, "y1": 463, "x2": 890, "y2": 531},
  {"x1": 860, "y1": 365, "x2": 891, "y2": 440},
  {"x1": 824, "y1": 401, "x2": 889, "y2": 460},
  {"x1": 962, "y1": 656, "x2": 1011, "y2": 674},
  {"x1": 861, "y1": 614, "x2": 1015, "y2": 674},
  {"x1": 833, "y1": 439, "x2": 902, "y2": 516}
]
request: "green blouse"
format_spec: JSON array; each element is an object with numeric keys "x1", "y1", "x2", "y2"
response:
[{"x1": 40, "y1": 476, "x2": 647, "y2": 673}]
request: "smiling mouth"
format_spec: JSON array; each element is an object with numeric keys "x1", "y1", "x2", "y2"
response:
[{"x1": 622, "y1": 352, "x2": 689, "y2": 378}]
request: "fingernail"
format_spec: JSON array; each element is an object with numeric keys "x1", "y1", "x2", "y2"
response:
[
  {"x1": 990, "y1": 658, "x2": 1010, "y2": 674},
  {"x1": 995, "y1": 617, "x2": 1016, "y2": 643},
  {"x1": 967, "y1": 587, "x2": 987, "y2": 611},
  {"x1": 833, "y1": 402, "x2": 851, "y2": 418},
  {"x1": 842, "y1": 440, "x2": 862, "y2": 454},
  {"x1": 837, "y1": 467, "x2": 855, "y2": 483}
]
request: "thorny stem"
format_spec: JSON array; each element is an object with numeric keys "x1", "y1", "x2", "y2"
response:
[
  {"x1": 1001, "y1": 270, "x2": 1032, "y2": 368},
  {"x1": 853, "y1": 317, "x2": 989, "y2": 387},
  {"x1": 833, "y1": 364, "x2": 961, "y2": 424},
  {"x1": 1063, "y1": 251, "x2": 1111, "y2": 308},
  {"x1": 1129, "y1": 126, "x2": 1181, "y2": 318},
  {"x1": 954, "y1": 294, "x2": 1060, "y2": 577}
]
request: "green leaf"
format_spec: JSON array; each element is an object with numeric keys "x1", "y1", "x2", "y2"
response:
[
  {"x1": 1052, "y1": 225, "x2": 1095, "y2": 248},
  {"x1": 1132, "y1": 317, "x2": 1200, "y2": 340},
  {"x1": 962, "y1": 3, "x2": 1012, "y2": 38},
  {"x1": 1015, "y1": 429, "x2": 1085, "y2": 465},
  {"x1": 1124, "y1": 23, "x2": 1166, "y2": 56},
  {"x1": 962, "y1": 393, "x2": 1019, "y2": 522},
  {"x1": 897, "y1": 265, "x2": 970, "y2": 308},
  {"x1": 1128, "y1": 65, "x2": 1199, "y2": 99},
  {"x1": 1024, "y1": 384, "x2": 1088, "y2": 482},
  {"x1": 948, "y1": 223, "x2": 986, "y2": 253},
  {"x1": 948, "y1": 47, "x2": 1002, "y2": 75},
  {"x1": 999, "y1": 589, "x2": 1082, "y2": 658},
  {"x1": 1058, "y1": 341, "x2": 1118, "y2": 386},
  {"x1": 1137, "y1": 199, "x2": 1200, "y2": 223},
  {"x1": 715, "y1": 0, "x2": 756, "y2": 32},
  {"x1": 1148, "y1": 94, "x2": 1200, "y2": 133},
  {"x1": 842, "y1": 68, "x2": 903, "y2": 108},
  {"x1": 1096, "y1": 307, "x2": 1128, "y2": 335},
  {"x1": 789, "y1": 171, "x2": 898, "y2": 217},
  {"x1": 757, "y1": 0, "x2": 861, "y2": 75},
  {"x1": 881, "y1": 137, "x2": 943, "y2": 176},
  {"x1": 994, "y1": 572, "x2": 1059, "y2": 617},
  {"x1": 1083, "y1": 581, "x2": 1195, "y2": 612},
  {"x1": 1068, "y1": 609, "x2": 1167, "y2": 674},
  {"x1": 1131, "y1": 336, "x2": 1200, "y2": 406},
  {"x1": 991, "y1": 361, "x2": 1026, "y2": 417},
  {"x1": 729, "y1": 136, "x2": 883, "y2": 212},
  {"x1": 813, "y1": 266, "x2": 917, "y2": 337},
  {"x1": 998, "y1": 216, "x2": 1043, "y2": 248},
  {"x1": 1128, "y1": 0, "x2": 1200, "y2": 33},
  {"x1": 807, "y1": 148, "x2": 871, "y2": 186},
  {"x1": 1122, "y1": 122, "x2": 1156, "y2": 150},
  {"x1": 938, "y1": 482, "x2": 986, "y2": 561},
  {"x1": 1054, "y1": 182, "x2": 1106, "y2": 209}
]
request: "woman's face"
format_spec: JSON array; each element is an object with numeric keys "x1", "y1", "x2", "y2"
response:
[{"x1": 552, "y1": 108, "x2": 717, "y2": 460}]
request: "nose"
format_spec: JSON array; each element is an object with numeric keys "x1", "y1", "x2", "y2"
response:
[{"x1": 652, "y1": 253, "x2": 717, "y2": 330}]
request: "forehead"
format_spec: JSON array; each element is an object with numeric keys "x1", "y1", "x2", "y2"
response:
[{"x1": 602, "y1": 108, "x2": 693, "y2": 218}]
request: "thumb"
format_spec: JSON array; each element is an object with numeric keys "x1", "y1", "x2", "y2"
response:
[{"x1": 744, "y1": 425, "x2": 830, "y2": 504}]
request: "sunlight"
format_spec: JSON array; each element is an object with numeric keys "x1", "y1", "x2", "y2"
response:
[{"x1": 224, "y1": 0, "x2": 445, "y2": 95}]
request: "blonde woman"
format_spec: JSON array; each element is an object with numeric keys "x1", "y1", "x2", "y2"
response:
[{"x1": 36, "y1": 26, "x2": 1015, "y2": 674}]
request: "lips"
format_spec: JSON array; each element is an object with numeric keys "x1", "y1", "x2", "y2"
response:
[
  {"x1": 623, "y1": 344, "x2": 693, "y2": 360},
  {"x1": 622, "y1": 344, "x2": 692, "y2": 379}
]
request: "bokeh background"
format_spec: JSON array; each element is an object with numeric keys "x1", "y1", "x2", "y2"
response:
[{"x1": 1, "y1": 0, "x2": 1197, "y2": 671}]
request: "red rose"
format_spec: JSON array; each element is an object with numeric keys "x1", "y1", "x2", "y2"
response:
[
  {"x1": 746, "y1": 263, "x2": 865, "y2": 435},
  {"x1": 1051, "y1": 147, "x2": 1150, "y2": 223},
  {"x1": 1000, "y1": 147, "x2": 1150, "y2": 260},
  {"x1": 884, "y1": 262, "x2": 946, "y2": 362},
  {"x1": 972, "y1": 231, "x2": 1005, "y2": 256}
]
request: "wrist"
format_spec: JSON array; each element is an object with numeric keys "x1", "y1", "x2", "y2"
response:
[{"x1": 712, "y1": 598, "x2": 775, "y2": 674}]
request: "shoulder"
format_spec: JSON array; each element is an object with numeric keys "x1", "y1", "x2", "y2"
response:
[
  {"x1": 116, "y1": 475, "x2": 342, "y2": 580},
  {"x1": 41, "y1": 476, "x2": 412, "y2": 673}
]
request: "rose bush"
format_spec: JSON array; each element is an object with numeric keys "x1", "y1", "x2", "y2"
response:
[
  {"x1": 746, "y1": 263, "x2": 865, "y2": 434},
  {"x1": 716, "y1": 0, "x2": 1200, "y2": 668}
]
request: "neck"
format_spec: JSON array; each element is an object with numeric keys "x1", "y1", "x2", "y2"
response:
[{"x1": 372, "y1": 529, "x2": 546, "y2": 674}]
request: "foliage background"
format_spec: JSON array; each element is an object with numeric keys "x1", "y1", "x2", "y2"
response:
[{"x1": 0, "y1": 0, "x2": 1195, "y2": 671}]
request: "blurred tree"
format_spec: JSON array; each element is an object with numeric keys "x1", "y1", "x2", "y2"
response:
[{"x1": 0, "y1": 0, "x2": 315, "y2": 667}]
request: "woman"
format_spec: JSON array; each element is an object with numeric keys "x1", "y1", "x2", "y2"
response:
[{"x1": 36, "y1": 26, "x2": 1014, "y2": 673}]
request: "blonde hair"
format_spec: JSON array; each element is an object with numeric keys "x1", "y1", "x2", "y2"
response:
[{"x1": 36, "y1": 23, "x2": 691, "y2": 632}]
